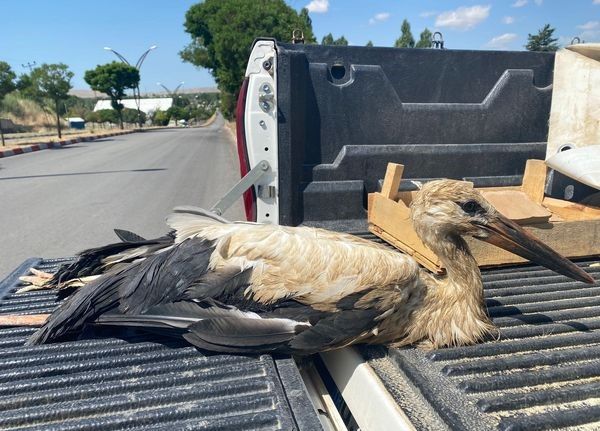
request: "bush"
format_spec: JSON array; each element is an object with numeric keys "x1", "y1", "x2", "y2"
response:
[
  {"x1": 94, "y1": 109, "x2": 119, "y2": 124},
  {"x1": 152, "y1": 110, "x2": 170, "y2": 126}
]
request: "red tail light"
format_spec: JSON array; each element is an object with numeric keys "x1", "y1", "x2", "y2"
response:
[{"x1": 235, "y1": 77, "x2": 257, "y2": 222}]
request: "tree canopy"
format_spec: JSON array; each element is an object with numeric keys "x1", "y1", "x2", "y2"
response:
[
  {"x1": 321, "y1": 33, "x2": 348, "y2": 46},
  {"x1": 0, "y1": 61, "x2": 16, "y2": 100},
  {"x1": 0, "y1": 61, "x2": 17, "y2": 145},
  {"x1": 84, "y1": 62, "x2": 139, "y2": 129},
  {"x1": 31, "y1": 63, "x2": 73, "y2": 138},
  {"x1": 416, "y1": 28, "x2": 433, "y2": 48},
  {"x1": 395, "y1": 19, "x2": 415, "y2": 48},
  {"x1": 526, "y1": 24, "x2": 559, "y2": 52},
  {"x1": 181, "y1": 0, "x2": 315, "y2": 117}
]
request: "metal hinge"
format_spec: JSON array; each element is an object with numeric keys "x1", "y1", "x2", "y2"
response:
[{"x1": 210, "y1": 160, "x2": 272, "y2": 216}]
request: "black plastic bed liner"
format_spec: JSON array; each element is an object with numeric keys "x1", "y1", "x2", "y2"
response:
[
  {"x1": 358, "y1": 252, "x2": 600, "y2": 431},
  {"x1": 0, "y1": 258, "x2": 321, "y2": 431}
]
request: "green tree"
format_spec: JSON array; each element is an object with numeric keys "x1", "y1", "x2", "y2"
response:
[
  {"x1": 0, "y1": 61, "x2": 17, "y2": 145},
  {"x1": 31, "y1": 63, "x2": 73, "y2": 138},
  {"x1": 526, "y1": 24, "x2": 559, "y2": 52},
  {"x1": 334, "y1": 36, "x2": 348, "y2": 46},
  {"x1": 181, "y1": 0, "x2": 315, "y2": 118},
  {"x1": 84, "y1": 111, "x2": 100, "y2": 123},
  {"x1": 84, "y1": 62, "x2": 140, "y2": 129},
  {"x1": 366, "y1": 40, "x2": 374, "y2": 47},
  {"x1": 122, "y1": 108, "x2": 146, "y2": 125},
  {"x1": 15, "y1": 73, "x2": 39, "y2": 101},
  {"x1": 321, "y1": 33, "x2": 348, "y2": 46},
  {"x1": 395, "y1": 19, "x2": 415, "y2": 48},
  {"x1": 94, "y1": 109, "x2": 120, "y2": 124},
  {"x1": 299, "y1": 8, "x2": 312, "y2": 38},
  {"x1": 321, "y1": 33, "x2": 335, "y2": 45},
  {"x1": 416, "y1": 28, "x2": 432, "y2": 48}
]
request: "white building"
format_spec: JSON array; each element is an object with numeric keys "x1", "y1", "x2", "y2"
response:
[{"x1": 93, "y1": 97, "x2": 173, "y2": 114}]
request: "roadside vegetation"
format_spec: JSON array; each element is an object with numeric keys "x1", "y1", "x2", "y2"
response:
[{"x1": 0, "y1": 57, "x2": 219, "y2": 145}]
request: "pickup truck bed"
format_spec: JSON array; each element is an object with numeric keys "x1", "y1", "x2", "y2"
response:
[
  {"x1": 364, "y1": 256, "x2": 600, "y2": 430},
  {"x1": 2, "y1": 251, "x2": 599, "y2": 430},
  {"x1": 0, "y1": 258, "x2": 321, "y2": 431}
]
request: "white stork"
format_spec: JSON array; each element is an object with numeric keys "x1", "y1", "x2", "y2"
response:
[{"x1": 24, "y1": 179, "x2": 594, "y2": 353}]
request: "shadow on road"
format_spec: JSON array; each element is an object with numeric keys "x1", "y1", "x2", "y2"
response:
[{"x1": 0, "y1": 168, "x2": 167, "y2": 181}]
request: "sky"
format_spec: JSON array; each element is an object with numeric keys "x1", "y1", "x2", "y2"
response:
[{"x1": 0, "y1": 0, "x2": 598, "y2": 92}]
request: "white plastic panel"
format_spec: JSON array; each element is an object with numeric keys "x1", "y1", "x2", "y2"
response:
[{"x1": 244, "y1": 40, "x2": 279, "y2": 224}]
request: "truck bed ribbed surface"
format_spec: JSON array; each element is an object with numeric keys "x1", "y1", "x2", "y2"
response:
[
  {"x1": 359, "y1": 248, "x2": 600, "y2": 431},
  {"x1": 0, "y1": 258, "x2": 320, "y2": 431}
]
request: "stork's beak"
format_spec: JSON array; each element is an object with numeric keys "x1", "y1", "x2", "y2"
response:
[{"x1": 475, "y1": 213, "x2": 594, "y2": 284}]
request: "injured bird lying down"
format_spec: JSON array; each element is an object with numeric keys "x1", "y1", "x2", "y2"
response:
[{"x1": 24, "y1": 179, "x2": 594, "y2": 354}]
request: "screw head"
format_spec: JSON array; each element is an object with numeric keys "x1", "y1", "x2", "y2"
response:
[
  {"x1": 262, "y1": 83, "x2": 271, "y2": 93},
  {"x1": 262, "y1": 60, "x2": 272, "y2": 70}
]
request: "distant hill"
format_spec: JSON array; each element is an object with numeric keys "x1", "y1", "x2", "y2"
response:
[{"x1": 69, "y1": 87, "x2": 219, "y2": 99}]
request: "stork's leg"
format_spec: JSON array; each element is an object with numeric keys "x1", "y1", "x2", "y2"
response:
[
  {"x1": 16, "y1": 270, "x2": 99, "y2": 294},
  {"x1": 17, "y1": 268, "x2": 54, "y2": 292}
]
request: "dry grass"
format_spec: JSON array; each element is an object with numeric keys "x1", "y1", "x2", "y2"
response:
[{"x1": 0, "y1": 94, "x2": 55, "y2": 131}]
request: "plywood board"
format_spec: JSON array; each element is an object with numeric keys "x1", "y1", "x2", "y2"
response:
[{"x1": 480, "y1": 190, "x2": 551, "y2": 223}]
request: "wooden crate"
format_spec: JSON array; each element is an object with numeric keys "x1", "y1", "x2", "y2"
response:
[{"x1": 368, "y1": 160, "x2": 600, "y2": 274}]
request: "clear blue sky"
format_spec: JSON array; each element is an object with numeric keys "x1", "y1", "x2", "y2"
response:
[{"x1": 1, "y1": 0, "x2": 598, "y2": 92}]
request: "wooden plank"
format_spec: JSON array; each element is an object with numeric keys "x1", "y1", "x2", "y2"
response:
[
  {"x1": 380, "y1": 163, "x2": 404, "y2": 200},
  {"x1": 368, "y1": 193, "x2": 441, "y2": 271},
  {"x1": 369, "y1": 224, "x2": 443, "y2": 273},
  {"x1": 467, "y1": 219, "x2": 600, "y2": 266},
  {"x1": 521, "y1": 159, "x2": 547, "y2": 204},
  {"x1": 543, "y1": 197, "x2": 600, "y2": 221},
  {"x1": 480, "y1": 190, "x2": 551, "y2": 223},
  {"x1": 368, "y1": 157, "x2": 600, "y2": 271}
]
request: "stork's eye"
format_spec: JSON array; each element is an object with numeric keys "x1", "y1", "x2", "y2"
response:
[{"x1": 460, "y1": 200, "x2": 484, "y2": 216}]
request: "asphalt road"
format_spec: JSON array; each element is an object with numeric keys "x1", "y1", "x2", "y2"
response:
[{"x1": 0, "y1": 115, "x2": 245, "y2": 279}]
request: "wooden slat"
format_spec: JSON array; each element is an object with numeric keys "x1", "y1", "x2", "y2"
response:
[
  {"x1": 480, "y1": 190, "x2": 551, "y2": 223},
  {"x1": 521, "y1": 159, "x2": 547, "y2": 204},
  {"x1": 380, "y1": 163, "x2": 404, "y2": 200},
  {"x1": 543, "y1": 197, "x2": 600, "y2": 221}
]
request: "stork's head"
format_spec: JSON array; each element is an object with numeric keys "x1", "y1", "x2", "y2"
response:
[{"x1": 410, "y1": 179, "x2": 593, "y2": 284}]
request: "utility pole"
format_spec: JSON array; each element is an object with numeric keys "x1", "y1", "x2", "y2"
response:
[
  {"x1": 103, "y1": 45, "x2": 157, "y2": 128},
  {"x1": 21, "y1": 61, "x2": 37, "y2": 72}
]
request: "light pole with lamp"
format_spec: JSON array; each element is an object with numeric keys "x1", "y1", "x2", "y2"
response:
[
  {"x1": 157, "y1": 82, "x2": 184, "y2": 126},
  {"x1": 157, "y1": 81, "x2": 184, "y2": 97},
  {"x1": 103, "y1": 45, "x2": 157, "y2": 127}
]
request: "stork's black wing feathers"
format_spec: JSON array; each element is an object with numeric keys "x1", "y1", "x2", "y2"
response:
[
  {"x1": 187, "y1": 317, "x2": 307, "y2": 347},
  {"x1": 182, "y1": 267, "x2": 252, "y2": 302},
  {"x1": 52, "y1": 233, "x2": 174, "y2": 284},
  {"x1": 289, "y1": 308, "x2": 379, "y2": 354},
  {"x1": 113, "y1": 228, "x2": 148, "y2": 243},
  {"x1": 119, "y1": 238, "x2": 215, "y2": 314}
]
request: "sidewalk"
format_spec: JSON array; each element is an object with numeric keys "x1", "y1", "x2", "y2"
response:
[{"x1": 0, "y1": 129, "x2": 136, "y2": 159}]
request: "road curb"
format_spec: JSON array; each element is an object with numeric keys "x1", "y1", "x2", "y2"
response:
[{"x1": 0, "y1": 130, "x2": 137, "y2": 159}]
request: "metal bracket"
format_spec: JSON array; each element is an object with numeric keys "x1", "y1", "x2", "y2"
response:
[{"x1": 210, "y1": 160, "x2": 272, "y2": 216}]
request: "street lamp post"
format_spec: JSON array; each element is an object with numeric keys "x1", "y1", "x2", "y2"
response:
[
  {"x1": 157, "y1": 82, "x2": 184, "y2": 126},
  {"x1": 103, "y1": 45, "x2": 157, "y2": 128},
  {"x1": 157, "y1": 81, "x2": 184, "y2": 97}
]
